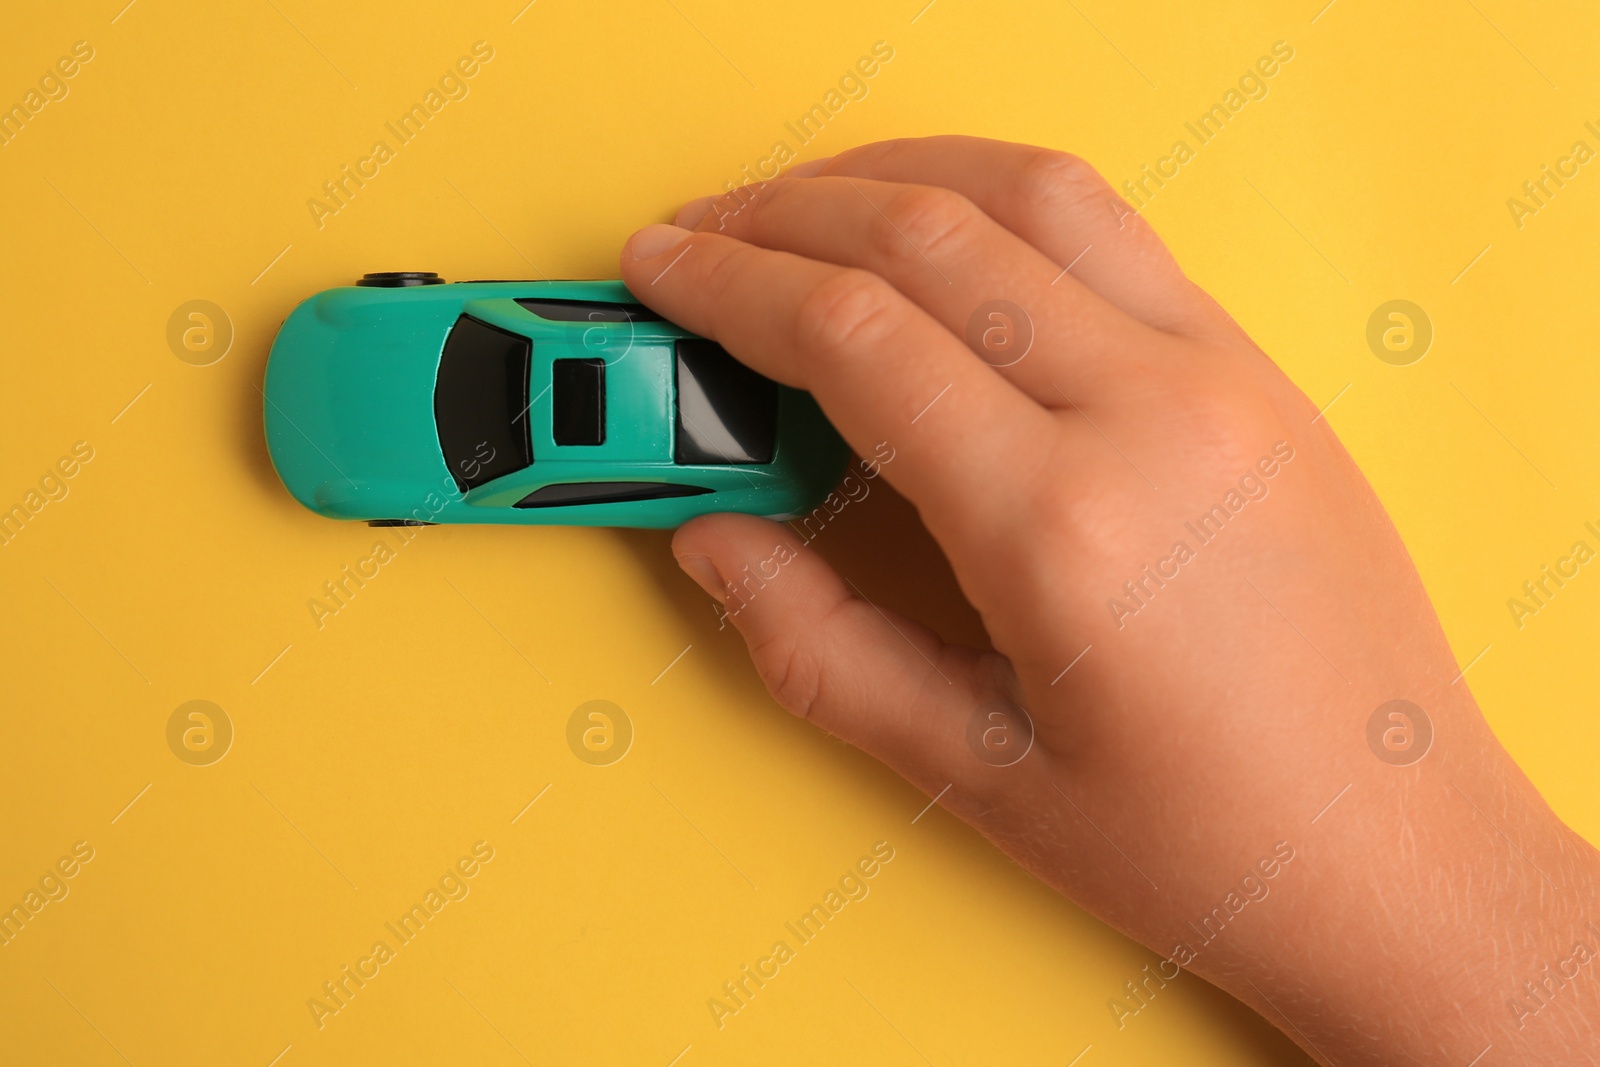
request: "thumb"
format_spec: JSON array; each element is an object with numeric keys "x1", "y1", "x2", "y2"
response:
[{"x1": 672, "y1": 512, "x2": 1025, "y2": 795}]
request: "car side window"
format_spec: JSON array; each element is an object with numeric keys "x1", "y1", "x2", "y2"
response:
[
  {"x1": 514, "y1": 482, "x2": 711, "y2": 509},
  {"x1": 515, "y1": 299, "x2": 662, "y2": 322}
]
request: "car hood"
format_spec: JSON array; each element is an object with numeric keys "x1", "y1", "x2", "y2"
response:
[{"x1": 264, "y1": 286, "x2": 460, "y2": 519}]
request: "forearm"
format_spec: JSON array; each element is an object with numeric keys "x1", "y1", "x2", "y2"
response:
[{"x1": 1214, "y1": 725, "x2": 1600, "y2": 1065}]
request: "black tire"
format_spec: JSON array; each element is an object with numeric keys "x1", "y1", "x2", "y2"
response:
[
  {"x1": 367, "y1": 519, "x2": 436, "y2": 527},
  {"x1": 357, "y1": 272, "x2": 445, "y2": 288}
]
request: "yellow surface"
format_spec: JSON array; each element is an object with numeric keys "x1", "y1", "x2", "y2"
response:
[{"x1": 2, "y1": 1, "x2": 1597, "y2": 1064}]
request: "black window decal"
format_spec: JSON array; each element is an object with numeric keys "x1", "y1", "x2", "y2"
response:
[
  {"x1": 552, "y1": 359, "x2": 606, "y2": 445},
  {"x1": 434, "y1": 315, "x2": 532, "y2": 491},
  {"x1": 516, "y1": 299, "x2": 662, "y2": 323},
  {"x1": 674, "y1": 340, "x2": 778, "y2": 465},
  {"x1": 514, "y1": 482, "x2": 712, "y2": 509}
]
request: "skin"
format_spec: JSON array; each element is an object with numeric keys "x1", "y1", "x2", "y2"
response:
[{"x1": 618, "y1": 136, "x2": 1600, "y2": 1065}]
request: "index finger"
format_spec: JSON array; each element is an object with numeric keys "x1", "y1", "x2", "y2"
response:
[{"x1": 619, "y1": 224, "x2": 1057, "y2": 552}]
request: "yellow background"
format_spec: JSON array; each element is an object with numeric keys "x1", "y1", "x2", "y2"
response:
[{"x1": 2, "y1": 1, "x2": 1597, "y2": 1064}]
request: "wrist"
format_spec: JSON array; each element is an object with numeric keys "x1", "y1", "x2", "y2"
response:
[{"x1": 1219, "y1": 733, "x2": 1600, "y2": 1065}]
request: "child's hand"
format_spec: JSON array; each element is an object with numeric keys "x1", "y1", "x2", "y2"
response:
[{"x1": 620, "y1": 136, "x2": 1600, "y2": 1065}]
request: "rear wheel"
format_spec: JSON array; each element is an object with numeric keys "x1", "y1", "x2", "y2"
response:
[{"x1": 357, "y1": 272, "x2": 445, "y2": 287}]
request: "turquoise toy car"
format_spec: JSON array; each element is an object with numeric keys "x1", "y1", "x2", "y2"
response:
[{"x1": 263, "y1": 273, "x2": 849, "y2": 528}]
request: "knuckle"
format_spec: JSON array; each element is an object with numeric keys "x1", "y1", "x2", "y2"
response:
[
  {"x1": 704, "y1": 189, "x2": 755, "y2": 233},
  {"x1": 746, "y1": 594, "x2": 864, "y2": 724},
  {"x1": 1176, "y1": 373, "x2": 1294, "y2": 459},
  {"x1": 1019, "y1": 451, "x2": 1099, "y2": 538},
  {"x1": 750, "y1": 628, "x2": 824, "y2": 721},
  {"x1": 725, "y1": 179, "x2": 788, "y2": 234},
  {"x1": 1016, "y1": 149, "x2": 1115, "y2": 220},
  {"x1": 697, "y1": 237, "x2": 753, "y2": 305},
  {"x1": 871, "y1": 184, "x2": 978, "y2": 264},
  {"x1": 795, "y1": 269, "x2": 904, "y2": 358},
  {"x1": 1025, "y1": 477, "x2": 1088, "y2": 534},
  {"x1": 868, "y1": 136, "x2": 919, "y2": 169}
]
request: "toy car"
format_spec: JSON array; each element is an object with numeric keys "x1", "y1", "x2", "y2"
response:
[{"x1": 263, "y1": 273, "x2": 849, "y2": 528}]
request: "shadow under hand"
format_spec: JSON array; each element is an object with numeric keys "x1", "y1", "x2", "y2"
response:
[
  {"x1": 619, "y1": 467, "x2": 988, "y2": 653},
  {"x1": 800, "y1": 473, "x2": 989, "y2": 650}
]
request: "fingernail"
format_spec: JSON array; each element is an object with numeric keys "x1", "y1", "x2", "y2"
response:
[
  {"x1": 628, "y1": 224, "x2": 692, "y2": 260},
  {"x1": 676, "y1": 197, "x2": 714, "y2": 228},
  {"x1": 786, "y1": 156, "x2": 834, "y2": 178},
  {"x1": 677, "y1": 553, "x2": 727, "y2": 604}
]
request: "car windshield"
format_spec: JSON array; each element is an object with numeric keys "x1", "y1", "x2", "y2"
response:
[
  {"x1": 434, "y1": 315, "x2": 533, "y2": 491},
  {"x1": 674, "y1": 340, "x2": 778, "y2": 465}
]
